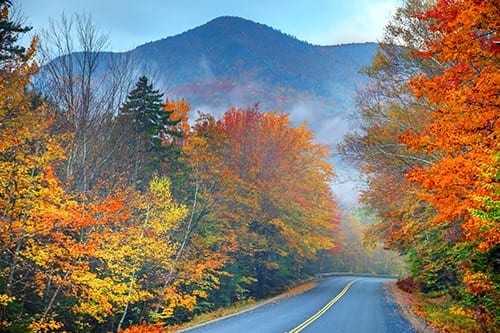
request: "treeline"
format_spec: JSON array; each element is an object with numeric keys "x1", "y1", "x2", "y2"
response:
[
  {"x1": 318, "y1": 211, "x2": 407, "y2": 277},
  {"x1": 0, "y1": 2, "x2": 339, "y2": 332},
  {"x1": 339, "y1": 0, "x2": 498, "y2": 331}
]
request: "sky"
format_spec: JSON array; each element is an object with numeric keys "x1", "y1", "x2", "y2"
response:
[{"x1": 19, "y1": 0, "x2": 400, "y2": 52}]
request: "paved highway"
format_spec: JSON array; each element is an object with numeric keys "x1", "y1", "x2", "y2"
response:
[{"x1": 182, "y1": 276, "x2": 415, "y2": 333}]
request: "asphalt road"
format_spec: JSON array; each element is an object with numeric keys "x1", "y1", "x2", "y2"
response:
[{"x1": 181, "y1": 276, "x2": 415, "y2": 333}]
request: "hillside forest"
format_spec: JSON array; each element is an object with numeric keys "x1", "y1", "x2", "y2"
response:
[{"x1": 0, "y1": 0, "x2": 499, "y2": 332}]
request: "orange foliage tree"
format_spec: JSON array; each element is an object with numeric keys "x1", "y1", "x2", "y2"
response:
[
  {"x1": 404, "y1": 0, "x2": 499, "y2": 248},
  {"x1": 0, "y1": 3, "x2": 73, "y2": 328},
  {"x1": 183, "y1": 106, "x2": 339, "y2": 301},
  {"x1": 338, "y1": 0, "x2": 449, "y2": 290},
  {"x1": 341, "y1": 0, "x2": 498, "y2": 330},
  {"x1": 401, "y1": 0, "x2": 499, "y2": 328},
  {"x1": 0, "y1": 3, "x2": 203, "y2": 331}
]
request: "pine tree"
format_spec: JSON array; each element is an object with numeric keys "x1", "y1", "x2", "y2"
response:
[
  {"x1": 0, "y1": 0, "x2": 31, "y2": 64},
  {"x1": 114, "y1": 76, "x2": 181, "y2": 187}
]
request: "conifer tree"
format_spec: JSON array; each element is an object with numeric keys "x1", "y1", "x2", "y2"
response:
[
  {"x1": 0, "y1": 0, "x2": 31, "y2": 63},
  {"x1": 115, "y1": 76, "x2": 181, "y2": 187}
]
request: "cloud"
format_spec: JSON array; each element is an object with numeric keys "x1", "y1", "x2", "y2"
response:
[
  {"x1": 311, "y1": 0, "x2": 398, "y2": 45},
  {"x1": 198, "y1": 55, "x2": 215, "y2": 81},
  {"x1": 287, "y1": 97, "x2": 362, "y2": 210}
]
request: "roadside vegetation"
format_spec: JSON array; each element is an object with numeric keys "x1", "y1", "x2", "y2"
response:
[
  {"x1": 0, "y1": 1, "x2": 339, "y2": 331},
  {"x1": 340, "y1": 0, "x2": 499, "y2": 331}
]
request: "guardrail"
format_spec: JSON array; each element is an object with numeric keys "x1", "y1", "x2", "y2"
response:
[{"x1": 314, "y1": 272, "x2": 399, "y2": 279}]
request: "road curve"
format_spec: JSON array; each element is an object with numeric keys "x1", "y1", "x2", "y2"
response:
[{"x1": 182, "y1": 276, "x2": 415, "y2": 333}]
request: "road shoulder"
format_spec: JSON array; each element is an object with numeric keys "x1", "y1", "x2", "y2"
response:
[{"x1": 384, "y1": 281, "x2": 438, "y2": 333}]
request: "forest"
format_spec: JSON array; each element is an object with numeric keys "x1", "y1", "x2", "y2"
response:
[
  {"x1": 339, "y1": 0, "x2": 498, "y2": 331},
  {"x1": 1, "y1": 2, "x2": 341, "y2": 331},
  {"x1": 1, "y1": 0, "x2": 499, "y2": 332}
]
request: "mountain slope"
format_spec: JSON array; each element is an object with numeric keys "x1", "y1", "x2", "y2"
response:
[
  {"x1": 129, "y1": 16, "x2": 377, "y2": 112},
  {"x1": 127, "y1": 16, "x2": 377, "y2": 207}
]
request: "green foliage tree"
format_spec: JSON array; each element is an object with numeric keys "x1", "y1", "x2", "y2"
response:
[
  {"x1": 0, "y1": 0, "x2": 30, "y2": 63},
  {"x1": 112, "y1": 76, "x2": 181, "y2": 188}
]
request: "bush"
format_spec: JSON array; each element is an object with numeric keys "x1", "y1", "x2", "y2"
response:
[{"x1": 397, "y1": 276, "x2": 418, "y2": 294}]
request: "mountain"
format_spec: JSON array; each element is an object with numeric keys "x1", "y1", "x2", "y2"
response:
[
  {"x1": 129, "y1": 16, "x2": 377, "y2": 114},
  {"x1": 128, "y1": 16, "x2": 378, "y2": 208}
]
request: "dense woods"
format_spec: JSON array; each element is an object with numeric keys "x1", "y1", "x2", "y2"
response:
[
  {"x1": 340, "y1": 0, "x2": 499, "y2": 331},
  {"x1": 1, "y1": 0, "x2": 498, "y2": 332},
  {"x1": 0, "y1": 2, "x2": 340, "y2": 331}
]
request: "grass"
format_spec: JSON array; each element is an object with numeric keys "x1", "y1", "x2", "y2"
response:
[{"x1": 418, "y1": 296, "x2": 487, "y2": 333}]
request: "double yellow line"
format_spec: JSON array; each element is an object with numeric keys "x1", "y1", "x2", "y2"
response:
[{"x1": 288, "y1": 279, "x2": 357, "y2": 333}]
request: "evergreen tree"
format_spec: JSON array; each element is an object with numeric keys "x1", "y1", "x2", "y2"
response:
[
  {"x1": 121, "y1": 76, "x2": 174, "y2": 149},
  {"x1": 114, "y1": 76, "x2": 181, "y2": 187},
  {"x1": 0, "y1": 0, "x2": 31, "y2": 63}
]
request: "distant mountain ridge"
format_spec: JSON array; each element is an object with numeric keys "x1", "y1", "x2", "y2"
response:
[{"x1": 127, "y1": 16, "x2": 377, "y2": 113}]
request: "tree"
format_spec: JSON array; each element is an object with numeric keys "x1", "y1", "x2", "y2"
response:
[
  {"x1": 68, "y1": 177, "x2": 189, "y2": 331},
  {"x1": 161, "y1": 98, "x2": 191, "y2": 145},
  {"x1": 37, "y1": 12, "x2": 136, "y2": 194},
  {"x1": 0, "y1": 0, "x2": 30, "y2": 63},
  {"x1": 182, "y1": 106, "x2": 339, "y2": 302},
  {"x1": 341, "y1": 0, "x2": 499, "y2": 330},
  {"x1": 338, "y1": 0, "x2": 443, "y2": 286},
  {"x1": 319, "y1": 211, "x2": 406, "y2": 276},
  {"x1": 401, "y1": 0, "x2": 499, "y2": 329},
  {"x1": 1, "y1": 4, "x2": 211, "y2": 331},
  {"x1": 0, "y1": 2, "x2": 71, "y2": 329},
  {"x1": 403, "y1": 0, "x2": 499, "y2": 248},
  {"x1": 111, "y1": 76, "x2": 181, "y2": 188}
]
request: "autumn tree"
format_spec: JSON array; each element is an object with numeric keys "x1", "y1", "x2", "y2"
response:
[
  {"x1": 338, "y1": 0, "x2": 447, "y2": 287},
  {"x1": 341, "y1": 0, "x2": 499, "y2": 331},
  {"x1": 182, "y1": 106, "x2": 339, "y2": 303},
  {"x1": 0, "y1": 2, "x2": 71, "y2": 329},
  {"x1": 0, "y1": 13, "x2": 134, "y2": 328},
  {"x1": 0, "y1": 5, "x2": 186, "y2": 330},
  {"x1": 0, "y1": 2, "x2": 224, "y2": 331},
  {"x1": 163, "y1": 98, "x2": 190, "y2": 145},
  {"x1": 401, "y1": 0, "x2": 499, "y2": 329},
  {"x1": 62, "y1": 177, "x2": 190, "y2": 332}
]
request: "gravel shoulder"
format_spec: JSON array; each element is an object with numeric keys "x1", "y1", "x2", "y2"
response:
[{"x1": 384, "y1": 281, "x2": 439, "y2": 333}]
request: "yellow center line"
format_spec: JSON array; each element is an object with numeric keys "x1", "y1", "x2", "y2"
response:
[{"x1": 287, "y1": 279, "x2": 357, "y2": 333}]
